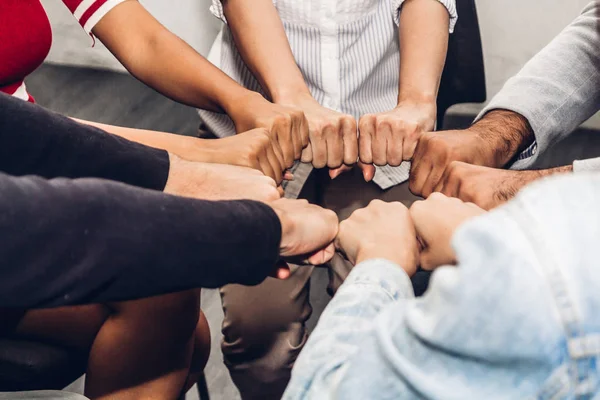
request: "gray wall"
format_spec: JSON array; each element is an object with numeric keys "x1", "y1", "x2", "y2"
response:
[{"x1": 43, "y1": 0, "x2": 593, "y2": 114}]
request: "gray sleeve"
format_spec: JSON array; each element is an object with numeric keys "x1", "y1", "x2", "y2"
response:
[
  {"x1": 573, "y1": 157, "x2": 600, "y2": 172},
  {"x1": 476, "y1": 1, "x2": 600, "y2": 170}
]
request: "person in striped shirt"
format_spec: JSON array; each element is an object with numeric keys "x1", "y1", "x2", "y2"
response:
[{"x1": 200, "y1": 0, "x2": 457, "y2": 397}]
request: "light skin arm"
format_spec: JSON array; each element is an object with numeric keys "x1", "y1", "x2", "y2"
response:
[
  {"x1": 90, "y1": 0, "x2": 306, "y2": 170},
  {"x1": 221, "y1": 0, "x2": 358, "y2": 171},
  {"x1": 359, "y1": 0, "x2": 449, "y2": 172}
]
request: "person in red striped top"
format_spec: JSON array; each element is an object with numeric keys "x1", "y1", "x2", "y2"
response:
[{"x1": 0, "y1": 1, "x2": 309, "y2": 399}]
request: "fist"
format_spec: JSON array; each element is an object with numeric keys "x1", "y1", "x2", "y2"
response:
[
  {"x1": 336, "y1": 200, "x2": 419, "y2": 275},
  {"x1": 205, "y1": 128, "x2": 287, "y2": 184},
  {"x1": 359, "y1": 102, "x2": 435, "y2": 167},
  {"x1": 409, "y1": 129, "x2": 497, "y2": 198},
  {"x1": 409, "y1": 193, "x2": 485, "y2": 270},
  {"x1": 230, "y1": 92, "x2": 309, "y2": 168},
  {"x1": 271, "y1": 198, "x2": 339, "y2": 265}
]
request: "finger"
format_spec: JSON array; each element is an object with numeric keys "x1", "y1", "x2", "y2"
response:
[
  {"x1": 409, "y1": 158, "x2": 430, "y2": 197},
  {"x1": 300, "y1": 113, "x2": 310, "y2": 148},
  {"x1": 277, "y1": 185, "x2": 285, "y2": 197},
  {"x1": 419, "y1": 250, "x2": 436, "y2": 271},
  {"x1": 284, "y1": 171, "x2": 294, "y2": 181},
  {"x1": 373, "y1": 121, "x2": 390, "y2": 166},
  {"x1": 358, "y1": 161, "x2": 376, "y2": 182},
  {"x1": 301, "y1": 145, "x2": 313, "y2": 163},
  {"x1": 271, "y1": 260, "x2": 291, "y2": 280},
  {"x1": 329, "y1": 164, "x2": 353, "y2": 179},
  {"x1": 258, "y1": 153, "x2": 277, "y2": 183},
  {"x1": 439, "y1": 168, "x2": 459, "y2": 198},
  {"x1": 421, "y1": 164, "x2": 445, "y2": 198},
  {"x1": 307, "y1": 243, "x2": 336, "y2": 265},
  {"x1": 311, "y1": 130, "x2": 328, "y2": 169},
  {"x1": 325, "y1": 124, "x2": 344, "y2": 169},
  {"x1": 289, "y1": 115, "x2": 302, "y2": 162},
  {"x1": 358, "y1": 116, "x2": 374, "y2": 164},
  {"x1": 265, "y1": 146, "x2": 284, "y2": 183},
  {"x1": 387, "y1": 133, "x2": 404, "y2": 167},
  {"x1": 275, "y1": 121, "x2": 295, "y2": 168},
  {"x1": 342, "y1": 117, "x2": 358, "y2": 165}
]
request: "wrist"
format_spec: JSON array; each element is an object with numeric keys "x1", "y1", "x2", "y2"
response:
[
  {"x1": 471, "y1": 110, "x2": 535, "y2": 168},
  {"x1": 272, "y1": 87, "x2": 315, "y2": 106},
  {"x1": 355, "y1": 246, "x2": 418, "y2": 276}
]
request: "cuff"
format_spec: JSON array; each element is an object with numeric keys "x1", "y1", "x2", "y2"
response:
[
  {"x1": 344, "y1": 259, "x2": 415, "y2": 301},
  {"x1": 393, "y1": 0, "x2": 458, "y2": 33},
  {"x1": 573, "y1": 157, "x2": 600, "y2": 173}
]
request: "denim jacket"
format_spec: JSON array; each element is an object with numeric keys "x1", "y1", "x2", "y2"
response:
[{"x1": 284, "y1": 173, "x2": 600, "y2": 399}]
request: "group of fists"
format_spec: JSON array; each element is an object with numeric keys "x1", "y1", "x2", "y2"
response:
[{"x1": 269, "y1": 193, "x2": 486, "y2": 279}]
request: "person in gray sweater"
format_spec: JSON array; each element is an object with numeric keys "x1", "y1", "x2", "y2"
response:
[{"x1": 406, "y1": 1, "x2": 600, "y2": 209}]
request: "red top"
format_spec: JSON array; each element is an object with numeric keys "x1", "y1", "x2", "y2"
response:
[{"x1": 0, "y1": 0, "x2": 125, "y2": 102}]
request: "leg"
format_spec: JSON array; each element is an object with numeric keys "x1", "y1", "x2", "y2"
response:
[
  {"x1": 2, "y1": 290, "x2": 209, "y2": 400},
  {"x1": 320, "y1": 168, "x2": 429, "y2": 295},
  {"x1": 220, "y1": 166, "x2": 319, "y2": 400}
]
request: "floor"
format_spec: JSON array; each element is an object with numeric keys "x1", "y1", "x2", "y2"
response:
[{"x1": 26, "y1": 63, "x2": 600, "y2": 399}]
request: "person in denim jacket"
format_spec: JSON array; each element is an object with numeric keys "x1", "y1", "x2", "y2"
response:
[{"x1": 285, "y1": 172, "x2": 600, "y2": 399}]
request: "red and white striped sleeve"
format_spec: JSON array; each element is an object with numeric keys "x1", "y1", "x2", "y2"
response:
[{"x1": 61, "y1": 0, "x2": 126, "y2": 36}]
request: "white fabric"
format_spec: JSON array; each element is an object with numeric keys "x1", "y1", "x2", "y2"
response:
[{"x1": 200, "y1": 0, "x2": 457, "y2": 191}]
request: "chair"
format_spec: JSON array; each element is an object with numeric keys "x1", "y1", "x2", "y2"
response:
[{"x1": 436, "y1": 0, "x2": 487, "y2": 129}]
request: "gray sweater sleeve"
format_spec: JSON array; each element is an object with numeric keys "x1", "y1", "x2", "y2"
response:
[{"x1": 476, "y1": 1, "x2": 600, "y2": 170}]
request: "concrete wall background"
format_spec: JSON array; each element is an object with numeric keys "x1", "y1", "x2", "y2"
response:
[{"x1": 43, "y1": 0, "x2": 593, "y2": 112}]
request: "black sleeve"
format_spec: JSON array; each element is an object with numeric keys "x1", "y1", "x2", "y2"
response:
[
  {"x1": 0, "y1": 93, "x2": 169, "y2": 190},
  {"x1": 0, "y1": 172, "x2": 281, "y2": 308}
]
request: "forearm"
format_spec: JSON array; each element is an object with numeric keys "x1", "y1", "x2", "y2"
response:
[
  {"x1": 72, "y1": 118, "x2": 221, "y2": 164},
  {"x1": 285, "y1": 259, "x2": 414, "y2": 398},
  {"x1": 221, "y1": 0, "x2": 310, "y2": 103},
  {"x1": 397, "y1": 0, "x2": 450, "y2": 106},
  {"x1": 93, "y1": 0, "x2": 258, "y2": 116},
  {"x1": 0, "y1": 93, "x2": 168, "y2": 190},
  {"x1": 0, "y1": 173, "x2": 281, "y2": 308},
  {"x1": 469, "y1": 110, "x2": 535, "y2": 168},
  {"x1": 476, "y1": 1, "x2": 600, "y2": 166}
]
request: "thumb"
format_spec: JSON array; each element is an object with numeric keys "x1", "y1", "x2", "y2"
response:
[
  {"x1": 307, "y1": 243, "x2": 336, "y2": 265},
  {"x1": 358, "y1": 162, "x2": 376, "y2": 182},
  {"x1": 329, "y1": 165, "x2": 353, "y2": 179}
]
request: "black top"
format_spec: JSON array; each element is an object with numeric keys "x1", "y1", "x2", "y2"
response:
[
  {"x1": 0, "y1": 92, "x2": 169, "y2": 190},
  {"x1": 0, "y1": 94, "x2": 282, "y2": 308}
]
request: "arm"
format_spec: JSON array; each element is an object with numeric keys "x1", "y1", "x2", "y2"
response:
[
  {"x1": 409, "y1": 2, "x2": 600, "y2": 197},
  {"x1": 220, "y1": 0, "x2": 358, "y2": 171},
  {"x1": 359, "y1": 0, "x2": 454, "y2": 173},
  {"x1": 0, "y1": 172, "x2": 281, "y2": 308},
  {"x1": 476, "y1": 1, "x2": 600, "y2": 168},
  {"x1": 0, "y1": 93, "x2": 168, "y2": 190},
  {"x1": 91, "y1": 0, "x2": 306, "y2": 167}
]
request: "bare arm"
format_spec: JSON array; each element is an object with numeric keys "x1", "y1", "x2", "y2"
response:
[{"x1": 221, "y1": 0, "x2": 358, "y2": 170}]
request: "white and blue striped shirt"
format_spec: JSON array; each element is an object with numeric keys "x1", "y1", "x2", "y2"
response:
[{"x1": 199, "y1": 0, "x2": 457, "y2": 197}]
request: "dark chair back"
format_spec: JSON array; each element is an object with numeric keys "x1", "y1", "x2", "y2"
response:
[{"x1": 436, "y1": 0, "x2": 486, "y2": 128}]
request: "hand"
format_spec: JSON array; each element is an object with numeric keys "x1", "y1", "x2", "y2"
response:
[
  {"x1": 335, "y1": 200, "x2": 420, "y2": 276},
  {"x1": 409, "y1": 128, "x2": 498, "y2": 198},
  {"x1": 200, "y1": 128, "x2": 287, "y2": 184},
  {"x1": 270, "y1": 198, "x2": 339, "y2": 265},
  {"x1": 359, "y1": 102, "x2": 435, "y2": 167},
  {"x1": 228, "y1": 92, "x2": 309, "y2": 168},
  {"x1": 409, "y1": 193, "x2": 485, "y2": 270},
  {"x1": 279, "y1": 93, "x2": 358, "y2": 171},
  {"x1": 438, "y1": 161, "x2": 556, "y2": 210},
  {"x1": 164, "y1": 155, "x2": 281, "y2": 202}
]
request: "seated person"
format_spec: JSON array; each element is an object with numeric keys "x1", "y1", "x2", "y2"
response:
[
  {"x1": 285, "y1": 173, "x2": 600, "y2": 399},
  {"x1": 199, "y1": 0, "x2": 457, "y2": 395},
  {"x1": 408, "y1": 1, "x2": 600, "y2": 209},
  {"x1": 0, "y1": 94, "x2": 338, "y2": 399},
  {"x1": 2, "y1": 0, "x2": 308, "y2": 183}
]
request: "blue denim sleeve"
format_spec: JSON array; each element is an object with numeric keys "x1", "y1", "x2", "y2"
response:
[{"x1": 283, "y1": 259, "x2": 415, "y2": 399}]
